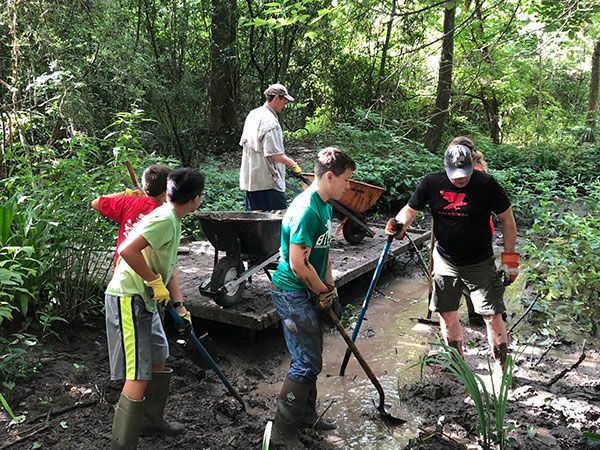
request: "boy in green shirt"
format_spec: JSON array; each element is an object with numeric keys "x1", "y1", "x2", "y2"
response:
[
  {"x1": 105, "y1": 168, "x2": 204, "y2": 450},
  {"x1": 270, "y1": 147, "x2": 356, "y2": 446}
]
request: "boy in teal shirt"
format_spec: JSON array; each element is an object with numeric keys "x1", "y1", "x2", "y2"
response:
[
  {"x1": 270, "y1": 148, "x2": 356, "y2": 446},
  {"x1": 105, "y1": 168, "x2": 204, "y2": 449}
]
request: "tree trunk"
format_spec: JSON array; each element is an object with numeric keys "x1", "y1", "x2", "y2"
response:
[
  {"x1": 424, "y1": 0, "x2": 456, "y2": 152},
  {"x1": 374, "y1": 0, "x2": 396, "y2": 106},
  {"x1": 209, "y1": 0, "x2": 239, "y2": 135},
  {"x1": 481, "y1": 91, "x2": 501, "y2": 144},
  {"x1": 583, "y1": 37, "x2": 600, "y2": 143}
]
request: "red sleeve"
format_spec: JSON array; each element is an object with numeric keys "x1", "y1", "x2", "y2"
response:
[{"x1": 98, "y1": 196, "x2": 131, "y2": 224}]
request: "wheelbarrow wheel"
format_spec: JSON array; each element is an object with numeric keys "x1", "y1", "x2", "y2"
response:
[
  {"x1": 342, "y1": 215, "x2": 367, "y2": 244},
  {"x1": 211, "y1": 255, "x2": 245, "y2": 307}
]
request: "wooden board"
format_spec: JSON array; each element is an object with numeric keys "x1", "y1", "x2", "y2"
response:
[{"x1": 177, "y1": 225, "x2": 431, "y2": 331}]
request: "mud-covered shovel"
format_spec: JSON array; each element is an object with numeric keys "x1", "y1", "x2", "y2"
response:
[
  {"x1": 328, "y1": 309, "x2": 406, "y2": 424},
  {"x1": 410, "y1": 226, "x2": 439, "y2": 327},
  {"x1": 167, "y1": 306, "x2": 246, "y2": 411}
]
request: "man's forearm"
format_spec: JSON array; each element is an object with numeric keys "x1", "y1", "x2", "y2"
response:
[
  {"x1": 270, "y1": 153, "x2": 298, "y2": 168},
  {"x1": 395, "y1": 205, "x2": 419, "y2": 231},
  {"x1": 498, "y1": 208, "x2": 517, "y2": 253},
  {"x1": 290, "y1": 244, "x2": 329, "y2": 295}
]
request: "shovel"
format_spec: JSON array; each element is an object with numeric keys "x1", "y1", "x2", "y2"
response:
[
  {"x1": 167, "y1": 306, "x2": 246, "y2": 411},
  {"x1": 328, "y1": 309, "x2": 406, "y2": 424},
  {"x1": 410, "y1": 225, "x2": 439, "y2": 327},
  {"x1": 339, "y1": 234, "x2": 394, "y2": 376}
]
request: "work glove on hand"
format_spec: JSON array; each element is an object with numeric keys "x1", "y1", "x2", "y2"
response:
[
  {"x1": 385, "y1": 218, "x2": 405, "y2": 240},
  {"x1": 289, "y1": 163, "x2": 303, "y2": 178},
  {"x1": 175, "y1": 306, "x2": 193, "y2": 335},
  {"x1": 144, "y1": 274, "x2": 170, "y2": 305},
  {"x1": 123, "y1": 187, "x2": 145, "y2": 197},
  {"x1": 499, "y1": 252, "x2": 520, "y2": 286},
  {"x1": 315, "y1": 285, "x2": 338, "y2": 311}
]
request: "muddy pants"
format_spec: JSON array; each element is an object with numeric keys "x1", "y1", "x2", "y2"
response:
[{"x1": 271, "y1": 287, "x2": 324, "y2": 384}]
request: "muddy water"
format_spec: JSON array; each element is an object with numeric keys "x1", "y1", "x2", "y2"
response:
[{"x1": 259, "y1": 276, "x2": 436, "y2": 449}]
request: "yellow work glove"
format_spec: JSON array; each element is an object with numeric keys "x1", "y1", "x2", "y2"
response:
[
  {"x1": 175, "y1": 305, "x2": 193, "y2": 335},
  {"x1": 123, "y1": 188, "x2": 145, "y2": 197},
  {"x1": 290, "y1": 164, "x2": 303, "y2": 178},
  {"x1": 144, "y1": 274, "x2": 170, "y2": 305}
]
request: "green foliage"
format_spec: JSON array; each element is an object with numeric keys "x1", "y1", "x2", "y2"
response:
[
  {"x1": 521, "y1": 182, "x2": 600, "y2": 334},
  {"x1": 420, "y1": 343, "x2": 514, "y2": 450},
  {"x1": 0, "y1": 333, "x2": 38, "y2": 388}
]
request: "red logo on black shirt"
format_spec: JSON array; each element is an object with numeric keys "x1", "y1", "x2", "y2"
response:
[{"x1": 440, "y1": 191, "x2": 467, "y2": 210}]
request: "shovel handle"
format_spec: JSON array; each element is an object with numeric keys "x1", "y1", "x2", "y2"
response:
[
  {"x1": 125, "y1": 160, "x2": 140, "y2": 188},
  {"x1": 328, "y1": 310, "x2": 386, "y2": 404}
]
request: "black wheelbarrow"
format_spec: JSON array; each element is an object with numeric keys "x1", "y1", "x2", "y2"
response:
[{"x1": 196, "y1": 212, "x2": 282, "y2": 307}]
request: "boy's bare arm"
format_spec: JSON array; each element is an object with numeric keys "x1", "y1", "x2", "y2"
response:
[
  {"x1": 289, "y1": 244, "x2": 329, "y2": 295},
  {"x1": 119, "y1": 235, "x2": 156, "y2": 281}
]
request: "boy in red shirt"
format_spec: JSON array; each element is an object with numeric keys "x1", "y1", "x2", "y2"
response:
[{"x1": 91, "y1": 165, "x2": 172, "y2": 268}]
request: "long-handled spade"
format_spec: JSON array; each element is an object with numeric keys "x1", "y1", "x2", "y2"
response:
[
  {"x1": 167, "y1": 306, "x2": 246, "y2": 411},
  {"x1": 339, "y1": 234, "x2": 394, "y2": 376},
  {"x1": 405, "y1": 230, "x2": 439, "y2": 326},
  {"x1": 328, "y1": 309, "x2": 406, "y2": 424}
]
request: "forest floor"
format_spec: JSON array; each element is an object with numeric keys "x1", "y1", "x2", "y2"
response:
[{"x1": 2, "y1": 265, "x2": 599, "y2": 450}]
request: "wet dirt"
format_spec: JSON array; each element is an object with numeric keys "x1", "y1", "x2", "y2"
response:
[{"x1": 2, "y1": 263, "x2": 599, "y2": 449}]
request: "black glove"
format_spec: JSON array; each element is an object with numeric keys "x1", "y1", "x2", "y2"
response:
[{"x1": 385, "y1": 218, "x2": 405, "y2": 240}]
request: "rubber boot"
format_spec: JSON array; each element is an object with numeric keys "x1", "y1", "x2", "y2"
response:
[
  {"x1": 111, "y1": 394, "x2": 144, "y2": 450},
  {"x1": 303, "y1": 382, "x2": 336, "y2": 431},
  {"x1": 139, "y1": 369, "x2": 185, "y2": 436},
  {"x1": 271, "y1": 377, "x2": 311, "y2": 449}
]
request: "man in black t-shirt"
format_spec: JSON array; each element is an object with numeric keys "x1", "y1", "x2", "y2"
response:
[{"x1": 386, "y1": 143, "x2": 519, "y2": 370}]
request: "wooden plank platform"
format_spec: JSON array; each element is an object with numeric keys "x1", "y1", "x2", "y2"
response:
[{"x1": 177, "y1": 225, "x2": 430, "y2": 331}]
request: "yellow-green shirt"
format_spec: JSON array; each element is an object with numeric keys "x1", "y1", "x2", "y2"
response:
[{"x1": 106, "y1": 204, "x2": 181, "y2": 312}]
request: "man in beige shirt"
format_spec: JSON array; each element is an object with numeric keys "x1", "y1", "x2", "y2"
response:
[{"x1": 239, "y1": 83, "x2": 303, "y2": 211}]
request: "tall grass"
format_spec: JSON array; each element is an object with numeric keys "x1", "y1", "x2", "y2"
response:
[{"x1": 420, "y1": 342, "x2": 514, "y2": 449}]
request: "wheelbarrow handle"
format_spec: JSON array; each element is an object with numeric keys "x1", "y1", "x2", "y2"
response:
[{"x1": 167, "y1": 307, "x2": 246, "y2": 411}]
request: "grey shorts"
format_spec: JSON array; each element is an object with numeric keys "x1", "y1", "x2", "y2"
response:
[
  {"x1": 105, "y1": 294, "x2": 169, "y2": 381},
  {"x1": 430, "y1": 248, "x2": 505, "y2": 316}
]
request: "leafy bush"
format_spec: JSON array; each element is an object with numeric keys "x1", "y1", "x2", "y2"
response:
[{"x1": 521, "y1": 181, "x2": 600, "y2": 334}]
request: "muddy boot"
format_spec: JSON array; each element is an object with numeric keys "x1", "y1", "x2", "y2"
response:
[
  {"x1": 140, "y1": 369, "x2": 185, "y2": 436},
  {"x1": 271, "y1": 377, "x2": 311, "y2": 449},
  {"x1": 111, "y1": 394, "x2": 144, "y2": 450},
  {"x1": 303, "y1": 383, "x2": 336, "y2": 431}
]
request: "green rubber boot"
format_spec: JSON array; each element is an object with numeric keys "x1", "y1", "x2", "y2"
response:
[
  {"x1": 140, "y1": 369, "x2": 185, "y2": 436},
  {"x1": 111, "y1": 394, "x2": 144, "y2": 450},
  {"x1": 303, "y1": 382, "x2": 337, "y2": 431},
  {"x1": 271, "y1": 377, "x2": 311, "y2": 449}
]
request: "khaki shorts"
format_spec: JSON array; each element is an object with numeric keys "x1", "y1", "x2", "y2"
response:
[
  {"x1": 105, "y1": 294, "x2": 169, "y2": 381},
  {"x1": 430, "y1": 248, "x2": 505, "y2": 316}
]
